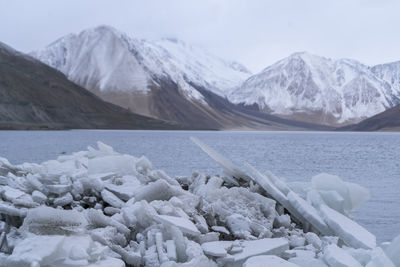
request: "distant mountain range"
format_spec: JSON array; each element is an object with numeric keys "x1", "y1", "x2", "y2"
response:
[
  {"x1": 31, "y1": 25, "x2": 327, "y2": 130},
  {"x1": 0, "y1": 42, "x2": 183, "y2": 130},
  {"x1": 3, "y1": 25, "x2": 400, "y2": 131},
  {"x1": 229, "y1": 52, "x2": 400, "y2": 126}
]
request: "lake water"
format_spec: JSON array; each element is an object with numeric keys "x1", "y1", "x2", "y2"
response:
[{"x1": 0, "y1": 130, "x2": 399, "y2": 243}]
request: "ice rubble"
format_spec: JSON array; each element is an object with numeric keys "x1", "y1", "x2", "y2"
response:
[{"x1": 0, "y1": 140, "x2": 398, "y2": 267}]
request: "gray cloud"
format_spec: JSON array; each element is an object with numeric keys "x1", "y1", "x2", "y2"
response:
[{"x1": 1, "y1": 0, "x2": 399, "y2": 72}]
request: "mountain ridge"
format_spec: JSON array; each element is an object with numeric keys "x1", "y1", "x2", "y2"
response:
[
  {"x1": 0, "y1": 41, "x2": 187, "y2": 130},
  {"x1": 229, "y1": 51, "x2": 400, "y2": 126}
]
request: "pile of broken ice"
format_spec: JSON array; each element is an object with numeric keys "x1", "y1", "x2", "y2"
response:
[{"x1": 0, "y1": 137, "x2": 398, "y2": 267}]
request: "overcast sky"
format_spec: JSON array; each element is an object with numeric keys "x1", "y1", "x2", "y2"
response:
[{"x1": 1, "y1": 0, "x2": 399, "y2": 72}]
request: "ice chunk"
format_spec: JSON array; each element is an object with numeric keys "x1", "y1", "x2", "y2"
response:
[
  {"x1": 190, "y1": 137, "x2": 250, "y2": 182},
  {"x1": 31, "y1": 190, "x2": 47, "y2": 204},
  {"x1": 5, "y1": 235, "x2": 65, "y2": 266},
  {"x1": 323, "y1": 244, "x2": 363, "y2": 267},
  {"x1": 134, "y1": 179, "x2": 183, "y2": 202},
  {"x1": 53, "y1": 192, "x2": 73, "y2": 207},
  {"x1": 366, "y1": 247, "x2": 395, "y2": 267},
  {"x1": 212, "y1": 226, "x2": 230, "y2": 235},
  {"x1": 202, "y1": 241, "x2": 230, "y2": 257},
  {"x1": 23, "y1": 206, "x2": 87, "y2": 234},
  {"x1": 1, "y1": 186, "x2": 25, "y2": 201},
  {"x1": 274, "y1": 214, "x2": 291, "y2": 228},
  {"x1": 101, "y1": 189, "x2": 125, "y2": 208},
  {"x1": 385, "y1": 234, "x2": 400, "y2": 266},
  {"x1": 155, "y1": 232, "x2": 169, "y2": 263},
  {"x1": 282, "y1": 249, "x2": 315, "y2": 259},
  {"x1": 287, "y1": 192, "x2": 332, "y2": 235},
  {"x1": 88, "y1": 154, "x2": 137, "y2": 176},
  {"x1": 166, "y1": 239, "x2": 177, "y2": 261},
  {"x1": 244, "y1": 255, "x2": 299, "y2": 267},
  {"x1": 288, "y1": 235, "x2": 306, "y2": 249},
  {"x1": 0, "y1": 200, "x2": 27, "y2": 217},
  {"x1": 289, "y1": 257, "x2": 328, "y2": 267},
  {"x1": 318, "y1": 190, "x2": 345, "y2": 214},
  {"x1": 312, "y1": 173, "x2": 369, "y2": 213},
  {"x1": 157, "y1": 215, "x2": 200, "y2": 236},
  {"x1": 86, "y1": 209, "x2": 130, "y2": 235},
  {"x1": 305, "y1": 232, "x2": 322, "y2": 250},
  {"x1": 226, "y1": 214, "x2": 252, "y2": 239},
  {"x1": 245, "y1": 164, "x2": 317, "y2": 234},
  {"x1": 217, "y1": 238, "x2": 289, "y2": 267},
  {"x1": 319, "y1": 204, "x2": 376, "y2": 249}
]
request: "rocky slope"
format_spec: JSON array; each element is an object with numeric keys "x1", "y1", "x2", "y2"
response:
[
  {"x1": 229, "y1": 52, "x2": 400, "y2": 126},
  {"x1": 0, "y1": 42, "x2": 183, "y2": 130},
  {"x1": 342, "y1": 104, "x2": 400, "y2": 131}
]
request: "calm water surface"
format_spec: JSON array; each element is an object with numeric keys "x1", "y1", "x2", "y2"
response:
[{"x1": 0, "y1": 130, "x2": 399, "y2": 242}]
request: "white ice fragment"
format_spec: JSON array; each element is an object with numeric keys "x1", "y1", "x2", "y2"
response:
[
  {"x1": 212, "y1": 226, "x2": 230, "y2": 235},
  {"x1": 305, "y1": 232, "x2": 322, "y2": 250},
  {"x1": 287, "y1": 191, "x2": 332, "y2": 235},
  {"x1": 385, "y1": 234, "x2": 400, "y2": 266},
  {"x1": 312, "y1": 173, "x2": 369, "y2": 213},
  {"x1": 101, "y1": 189, "x2": 125, "y2": 208},
  {"x1": 202, "y1": 241, "x2": 230, "y2": 257},
  {"x1": 319, "y1": 204, "x2": 376, "y2": 249},
  {"x1": 134, "y1": 179, "x2": 183, "y2": 202},
  {"x1": 274, "y1": 214, "x2": 291, "y2": 228},
  {"x1": 97, "y1": 141, "x2": 115, "y2": 154},
  {"x1": 197, "y1": 232, "x2": 220, "y2": 244},
  {"x1": 12, "y1": 194, "x2": 38, "y2": 208},
  {"x1": 156, "y1": 232, "x2": 169, "y2": 263},
  {"x1": 157, "y1": 215, "x2": 200, "y2": 236},
  {"x1": 166, "y1": 239, "x2": 177, "y2": 261},
  {"x1": 318, "y1": 190, "x2": 345, "y2": 214},
  {"x1": 86, "y1": 209, "x2": 130, "y2": 235},
  {"x1": 289, "y1": 257, "x2": 328, "y2": 267},
  {"x1": 136, "y1": 156, "x2": 153, "y2": 175},
  {"x1": 23, "y1": 206, "x2": 87, "y2": 234},
  {"x1": 31, "y1": 190, "x2": 47, "y2": 204},
  {"x1": 1, "y1": 186, "x2": 25, "y2": 201},
  {"x1": 366, "y1": 247, "x2": 395, "y2": 267},
  {"x1": 53, "y1": 192, "x2": 73, "y2": 206},
  {"x1": 190, "y1": 137, "x2": 250, "y2": 182},
  {"x1": 282, "y1": 249, "x2": 315, "y2": 260},
  {"x1": 288, "y1": 235, "x2": 306, "y2": 249},
  {"x1": 0, "y1": 200, "x2": 27, "y2": 217},
  {"x1": 226, "y1": 214, "x2": 252, "y2": 239},
  {"x1": 45, "y1": 184, "x2": 72, "y2": 195},
  {"x1": 215, "y1": 238, "x2": 289, "y2": 267},
  {"x1": 88, "y1": 154, "x2": 137, "y2": 176},
  {"x1": 343, "y1": 247, "x2": 372, "y2": 265},
  {"x1": 323, "y1": 244, "x2": 363, "y2": 267},
  {"x1": 104, "y1": 207, "x2": 120, "y2": 216},
  {"x1": 244, "y1": 164, "x2": 316, "y2": 233},
  {"x1": 194, "y1": 214, "x2": 208, "y2": 233},
  {"x1": 244, "y1": 255, "x2": 299, "y2": 267},
  {"x1": 5, "y1": 235, "x2": 65, "y2": 266},
  {"x1": 105, "y1": 183, "x2": 136, "y2": 201}
]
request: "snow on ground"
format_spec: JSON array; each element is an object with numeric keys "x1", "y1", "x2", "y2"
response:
[{"x1": 0, "y1": 139, "x2": 398, "y2": 266}]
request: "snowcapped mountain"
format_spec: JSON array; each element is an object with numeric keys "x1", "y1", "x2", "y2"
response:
[
  {"x1": 31, "y1": 25, "x2": 259, "y2": 129},
  {"x1": 31, "y1": 25, "x2": 250, "y2": 104},
  {"x1": 229, "y1": 52, "x2": 400, "y2": 125}
]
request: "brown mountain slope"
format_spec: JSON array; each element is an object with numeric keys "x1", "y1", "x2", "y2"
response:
[
  {"x1": 0, "y1": 42, "x2": 185, "y2": 130},
  {"x1": 341, "y1": 104, "x2": 400, "y2": 131}
]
